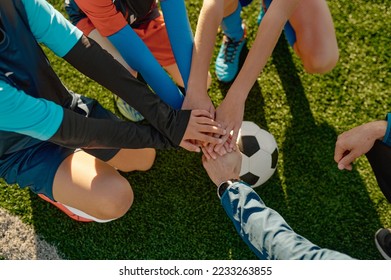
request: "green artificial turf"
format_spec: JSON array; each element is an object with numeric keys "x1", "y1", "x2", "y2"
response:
[{"x1": 0, "y1": 0, "x2": 390, "y2": 260}]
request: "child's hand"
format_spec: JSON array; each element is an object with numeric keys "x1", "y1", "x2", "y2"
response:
[{"x1": 180, "y1": 109, "x2": 226, "y2": 152}]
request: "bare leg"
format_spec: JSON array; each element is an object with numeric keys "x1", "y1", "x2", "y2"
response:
[
  {"x1": 289, "y1": 0, "x2": 339, "y2": 74},
  {"x1": 164, "y1": 63, "x2": 185, "y2": 88},
  {"x1": 52, "y1": 148, "x2": 155, "y2": 221},
  {"x1": 88, "y1": 29, "x2": 137, "y2": 76},
  {"x1": 223, "y1": 0, "x2": 239, "y2": 17}
]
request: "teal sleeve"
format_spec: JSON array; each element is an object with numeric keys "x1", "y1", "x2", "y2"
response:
[
  {"x1": 383, "y1": 113, "x2": 391, "y2": 147},
  {"x1": 108, "y1": 25, "x2": 184, "y2": 109},
  {"x1": 221, "y1": 182, "x2": 354, "y2": 260},
  {"x1": 21, "y1": 0, "x2": 83, "y2": 57},
  {"x1": 160, "y1": 0, "x2": 193, "y2": 88},
  {"x1": 0, "y1": 80, "x2": 63, "y2": 140}
]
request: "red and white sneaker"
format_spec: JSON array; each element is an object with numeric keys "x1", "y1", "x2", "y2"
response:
[{"x1": 38, "y1": 194, "x2": 93, "y2": 222}]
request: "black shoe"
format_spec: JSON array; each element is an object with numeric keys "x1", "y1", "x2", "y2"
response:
[{"x1": 375, "y1": 228, "x2": 391, "y2": 260}]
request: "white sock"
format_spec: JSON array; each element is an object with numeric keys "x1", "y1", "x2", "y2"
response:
[{"x1": 63, "y1": 205, "x2": 115, "y2": 223}]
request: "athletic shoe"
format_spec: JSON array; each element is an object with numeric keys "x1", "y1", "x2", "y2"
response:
[
  {"x1": 38, "y1": 194, "x2": 93, "y2": 222},
  {"x1": 115, "y1": 95, "x2": 145, "y2": 122},
  {"x1": 375, "y1": 228, "x2": 391, "y2": 260},
  {"x1": 215, "y1": 28, "x2": 247, "y2": 83}
]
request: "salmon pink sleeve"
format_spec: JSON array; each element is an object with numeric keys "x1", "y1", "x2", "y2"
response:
[{"x1": 74, "y1": 0, "x2": 127, "y2": 36}]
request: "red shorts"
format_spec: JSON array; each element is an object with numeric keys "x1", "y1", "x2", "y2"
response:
[{"x1": 77, "y1": 14, "x2": 175, "y2": 67}]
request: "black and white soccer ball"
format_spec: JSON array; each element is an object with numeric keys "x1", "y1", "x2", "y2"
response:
[{"x1": 237, "y1": 121, "x2": 278, "y2": 188}]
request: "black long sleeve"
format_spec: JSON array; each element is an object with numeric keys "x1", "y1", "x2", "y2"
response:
[
  {"x1": 49, "y1": 108, "x2": 174, "y2": 149},
  {"x1": 63, "y1": 35, "x2": 190, "y2": 146}
]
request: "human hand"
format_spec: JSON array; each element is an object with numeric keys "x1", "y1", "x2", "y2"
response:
[
  {"x1": 182, "y1": 90, "x2": 215, "y2": 116},
  {"x1": 180, "y1": 109, "x2": 226, "y2": 152},
  {"x1": 334, "y1": 120, "x2": 387, "y2": 171},
  {"x1": 208, "y1": 97, "x2": 244, "y2": 155},
  {"x1": 202, "y1": 148, "x2": 242, "y2": 186},
  {"x1": 202, "y1": 134, "x2": 234, "y2": 160},
  {"x1": 182, "y1": 88, "x2": 217, "y2": 154}
]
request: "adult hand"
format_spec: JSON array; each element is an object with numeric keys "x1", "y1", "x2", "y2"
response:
[
  {"x1": 202, "y1": 148, "x2": 242, "y2": 186},
  {"x1": 334, "y1": 120, "x2": 387, "y2": 171},
  {"x1": 180, "y1": 109, "x2": 226, "y2": 152}
]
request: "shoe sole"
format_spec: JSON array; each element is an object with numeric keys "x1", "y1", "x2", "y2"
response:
[{"x1": 375, "y1": 229, "x2": 391, "y2": 260}]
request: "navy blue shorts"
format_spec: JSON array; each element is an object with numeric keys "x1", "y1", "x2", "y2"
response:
[
  {"x1": 239, "y1": 0, "x2": 253, "y2": 7},
  {"x1": 0, "y1": 95, "x2": 120, "y2": 201}
]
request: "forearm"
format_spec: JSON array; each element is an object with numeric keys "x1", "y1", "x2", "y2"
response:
[
  {"x1": 107, "y1": 25, "x2": 184, "y2": 109},
  {"x1": 187, "y1": 1, "x2": 223, "y2": 96},
  {"x1": 50, "y1": 108, "x2": 173, "y2": 149},
  {"x1": 0, "y1": 81, "x2": 172, "y2": 149},
  {"x1": 160, "y1": 0, "x2": 193, "y2": 87},
  {"x1": 221, "y1": 182, "x2": 354, "y2": 260},
  {"x1": 63, "y1": 36, "x2": 190, "y2": 146},
  {"x1": 226, "y1": 0, "x2": 299, "y2": 103}
]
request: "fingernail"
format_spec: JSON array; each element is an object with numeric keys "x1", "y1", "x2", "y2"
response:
[{"x1": 338, "y1": 163, "x2": 344, "y2": 170}]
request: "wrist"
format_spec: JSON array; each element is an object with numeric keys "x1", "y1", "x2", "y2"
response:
[
  {"x1": 185, "y1": 86, "x2": 208, "y2": 99},
  {"x1": 217, "y1": 178, "x2": 242, "y2": 199},
  {"x1": 225, "y1": 91, "x2": 247, "y2": 105}
]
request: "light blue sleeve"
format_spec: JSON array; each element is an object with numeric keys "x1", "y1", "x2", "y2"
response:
[
  {"x1": 21, "y1": 0, "x2": 83, "y2": 57},
  {"x1": 160, "y1": 0, "x2": 193, "y2": 88},
  {"x1": 221, "y1": 182, "x2": 354, "y2": 260},
  {"x1": 108, "y1": 25, "x2": 184, "y2": 109},
  {"x1": 0, "y1": 80, "x2": 63, "y2": 140}
]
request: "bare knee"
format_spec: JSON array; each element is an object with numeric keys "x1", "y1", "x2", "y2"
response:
[
  {"x1": 303, "y1": 49, "x2": 339, "y2": 74},
  {"x1": 135, "y1": 148, "x2": 156, "y2": 171},
  {"x1": 94, "y1": 176, "x2": 134, "y2": 220}
]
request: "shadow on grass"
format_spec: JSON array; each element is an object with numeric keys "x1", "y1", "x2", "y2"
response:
[
  {"x1": 268, "y1": 37, "x2": 383, "y2": 260},
  {"x1": 26, "y1": 37, "x2": 382, "y2": 260},
  {"x1": 28, "y1": 148, "x2": 261, "y2": 260}
]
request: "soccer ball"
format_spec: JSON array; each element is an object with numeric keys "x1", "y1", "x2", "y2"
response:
[{"x1": 237, "y1": 121, "x2": 278, "y2": 188}]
